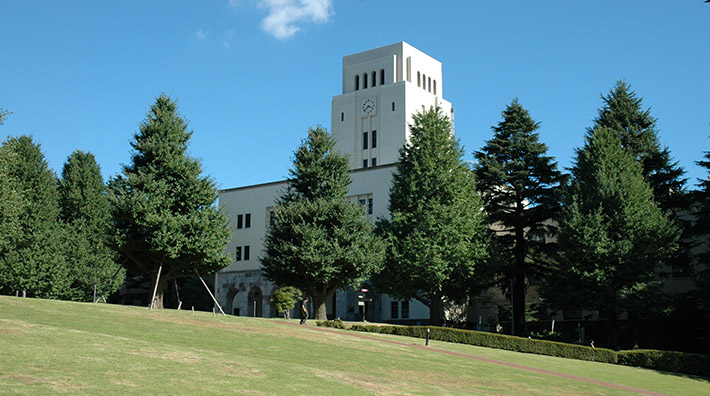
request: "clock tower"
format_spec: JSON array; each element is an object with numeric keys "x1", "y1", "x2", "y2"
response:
[{"x1": 331, "y1": 42, "x2": 453, "y2": 170}]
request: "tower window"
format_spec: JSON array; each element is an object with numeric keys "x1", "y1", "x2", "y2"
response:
[
  {"x1": 341, "y1": 112, "x2": 344, "y2": 122},
  {"x1": 371, "y1": 130, "x2": 377, "y2": 148},
  {"x1": 363, "y1": 73, "x2": 368, "y2": 89},
  {"x1": 392, "y1": 102, "x2": 395, "y2": 111},
  {"x1": 434, "y1": 80, "x2": 437, "y2": 95},
  {"x1": 372, "y1": 71, "x2": 376, "y2": 87},
  {"x1": 380, "y1": 69, "x2": 385, "y2": 85},
  {"x1": 417, "y1": 72, "x2": 421, "y2": 87},
  {"x1": 423, "y1": 74, "x2": 426, "y2": 90},
  {"x1": 428, "y1": 77, "x2": 432, "y2": 92},
  {"x1": 245, "y1": 213, "x2": 251, "y2": 228},
  {"x1": 355, "y1": 75, "x2": 359, "y2": 91},
  {"x1": 237, "y1": 214, "x2": 243, "y2": 229},
  {"x1": 363, "y1": 132, "x2": 368, "y2": 150}
]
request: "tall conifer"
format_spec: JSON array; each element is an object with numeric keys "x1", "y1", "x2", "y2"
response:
[
  {"x1": 474, "y1": 99, "x2": 564, "y2": 335},
  {"x1": 110, "y1": 95, "x2": 231, "y2": 308}
]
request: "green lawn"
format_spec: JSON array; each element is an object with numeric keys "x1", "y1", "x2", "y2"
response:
[{"x1": 0, "y1": 296, "x2": 707, "y2": 395}]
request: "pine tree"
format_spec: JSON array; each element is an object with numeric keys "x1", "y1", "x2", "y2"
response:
[
  {"x1": 545, "y1": 127, "x2": 679, "y2": 348},
  {"x1": 59, "y1": 150, "x2": 124, "y2": 301},
  {"x1": 474, "y1": 99, "x2": 565, "y2": 335},
  {"x1": 694, "y1": 143, "x2": 710, "y2": 314},
  {"x1": 261, "y1": 126, "x2": 384, "y2": 320},
  {"x1": 0, "y1": 135, "x2": 71, "y2": 298},
  {"x1": 375, "y1": 107, "x2": 489, "y2": 326},
  {"x1": 109, "y1": 95, "x2": 231, "y2": 308}
]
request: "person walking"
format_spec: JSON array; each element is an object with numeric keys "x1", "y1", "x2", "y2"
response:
[{"x1": 300, "y1": 297, "x2": 309, "y2": 325}]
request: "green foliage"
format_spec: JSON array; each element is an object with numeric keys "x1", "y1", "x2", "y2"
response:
[
  {"x1": 545, "y1": 127, "x2": 679, "y2": 331},
  {"x1": 474, "y1": 99, "x2": 565, "y2": 335},
  {"x1": 695, "y1": 142, "x2": 710, "y2": 314},
  {"x1": 59, "y1": 150, "x2": 125, "y2": 301},
  {"x1": 109, "y1": 94, "x2": 231, "y2": 308},
  {"x1": 617, "y1": 350, "x2": 710, "y2": 378},
  {"x1": 316, "y1": 318, "x2": 346, "y2": 329},
  {"x1": 348, "y1": 324, "x2": 618, "y2": 364},
  {"x1": 271, "y1": 286, "x2": 302, "y2": 318},
  {"x1": 0, "y1": 135, "x2": 70, "y2": 298},
  {"x1": 375, "y1": 107, "x2": 489, "y2": 325},
  {"x1": 262, "y1": 126, "x2": 384, "y2": 320},
  {"x1": 0, "y1": 108, "x2": 10, "y2": 125}
]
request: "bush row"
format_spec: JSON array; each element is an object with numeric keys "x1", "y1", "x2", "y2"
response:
[
  {"x1": 317, "y1": 321, "x2": 709, "y2": 377},
  {"x1": 617, "y1": 349, "x2": 710, "y2": 378}
]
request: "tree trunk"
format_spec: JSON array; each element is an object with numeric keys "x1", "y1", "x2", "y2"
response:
[
  {"x1": 429, "y1": 292, "x2": 443, "y2": 326},
  {"x1": 149, "y1": 270, "x2": 168, "y2": 309},
  {"x1": 311, "y1": 291, "x2": 328, "y2": 320},
  {"x1": 513, "y1": 212, "x2": 527, "y2": 336}
]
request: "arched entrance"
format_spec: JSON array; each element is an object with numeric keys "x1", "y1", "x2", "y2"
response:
[{"x1": 248, "y1": 286, "x2": 263, "y2": 317}]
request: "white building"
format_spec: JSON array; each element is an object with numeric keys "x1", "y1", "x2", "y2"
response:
[{"x1": 216, "y1": 42, "x2": 453, "y2": 322}]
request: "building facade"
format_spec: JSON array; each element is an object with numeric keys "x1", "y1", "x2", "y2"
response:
[{"x1": 216, "y1": 42, "x2": 452, "y2": 322}]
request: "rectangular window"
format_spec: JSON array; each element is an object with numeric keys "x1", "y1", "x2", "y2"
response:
[
  {"x1": 363, "y1": 132, "x2": 368, "y2": 150},
  {"x1": 371, "y1": 130, "x2": 377, "y2": 148},
  {"x1": 391, "y1": 301, "x2": 399, "y2": 319},
  {"x1": 341, "y1": 112, "x2": 344, "y2": 122},
  {"x1": 359, "y1": 199, "x2": 366, "y2": 207},
  {"x1": 268, "y1": 210, "x2": 275, "y2": 227},
  {"x1": 368, "y1": 198, "x2": 373, "y2": 214},
  {"x1": 371, "y1": 158, "x2": 377, "y2": 167},
  {"x1": 401, "y1": 301, "x2": 409, "y2": 319},
  {"x1": 244, "y1": 246, "x2": 250, "y2": 260},
  {"x1": 245, "y1": 213, "x2": 251, "y2": 228},
  {"x1": 237, "y1": 214, "x2": 243, "y2": 229},
  {"x1": 363, "y1": 159, "x2": 368, "y2": 168},
  {"x1": 236, "y1": 246, "x2": 242, "y2": 261},
  {"x1": 392, "y1": 102, "x2": 395, "y2": 111}
]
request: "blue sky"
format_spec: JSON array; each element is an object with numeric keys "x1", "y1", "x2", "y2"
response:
[{"x1": 2, "y1": 1, "x2": 709, "y2": 191}]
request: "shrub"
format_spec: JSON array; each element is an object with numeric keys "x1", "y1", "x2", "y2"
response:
[
  {"x1": 348, "y1": 325, "x2": 617, "y2": 364},
  {"x1": 316, "y1": 319, "x2": 346, "y2": 329},
  {"x1": 617, "y1": 350, "x2": 710, "y2": 378}
]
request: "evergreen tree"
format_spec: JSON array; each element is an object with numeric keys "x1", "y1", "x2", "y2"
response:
[
  {"x1": 261, "y1": 126, "x2": 384, "y2": 320},
  {"x1": 591, "y1": 80, "x2": 687, "y2": 212},
  {"x1": 592, "y1": 80, "x2": 692, "y2": 295},
  {"x1": 695, "y1": 143, "x2": 710, "y2": 313},
  {"x1": 0, "y1": 135, "x2": 70, "y2": 298},
  {"x1": 544, "y1": 127, "x2": 679, "y2": 347},
  {"x1": 109, "y1": 95, "x2": 231, "y2": 308},
  {"x1": 59, "y1": 150, "x2": 124, "y2": 301},
  {"x1": 375, "y1": 107, "x2": 489, "y2": 326},
  {"x1": 474, "y1": 99, "x2": 565, "y2": 335}
]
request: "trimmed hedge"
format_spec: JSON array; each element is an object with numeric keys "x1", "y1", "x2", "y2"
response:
[
  {"x1": 347, "y1": 324, "x2": 617, "y2": 364},
  {"x1": 316, "y1": 321, "x2": 709, "y2": 377},
  {"x1": 316, "y1": 319, "x2": 346, "y2": 329},
  {"x1": 618, "y1": 349, "x2": 710, "y2": 378}
]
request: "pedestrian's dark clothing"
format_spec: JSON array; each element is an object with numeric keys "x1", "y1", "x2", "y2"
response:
[{"x1": 300, "y1": 300, "x2": 309, "y2": 325}]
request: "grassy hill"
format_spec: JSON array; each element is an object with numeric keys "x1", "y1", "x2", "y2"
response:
[{"x1": 0, "y1": 296, "x2": 707, "y2": 395}]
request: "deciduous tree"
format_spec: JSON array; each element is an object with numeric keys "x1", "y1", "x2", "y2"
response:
[
  {"x1": 375, "y1": 107, "x2": 489, "y2": 326},
  {"x1": 261, "y1": 126, "x2": 384, "y2": 320}
]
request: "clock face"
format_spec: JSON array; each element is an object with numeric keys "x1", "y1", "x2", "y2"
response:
[{"x1": 361, "y1": 98, "x2": 376, "y2": 115}]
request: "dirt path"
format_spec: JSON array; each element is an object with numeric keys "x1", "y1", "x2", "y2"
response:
[{"x1": 284, "y1": 322, "x2": 666, "y2": 396}]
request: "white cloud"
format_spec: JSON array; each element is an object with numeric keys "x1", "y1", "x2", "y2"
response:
[
  {"x1": 195, "y1": 29, "x2": 209, "y2": 40},
  {"x1": 258, "y1": 0, "x2": 333, "y2": 40},
  {"x1": 228, "y1": 0, "x2": 242, "y2": 9}
]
